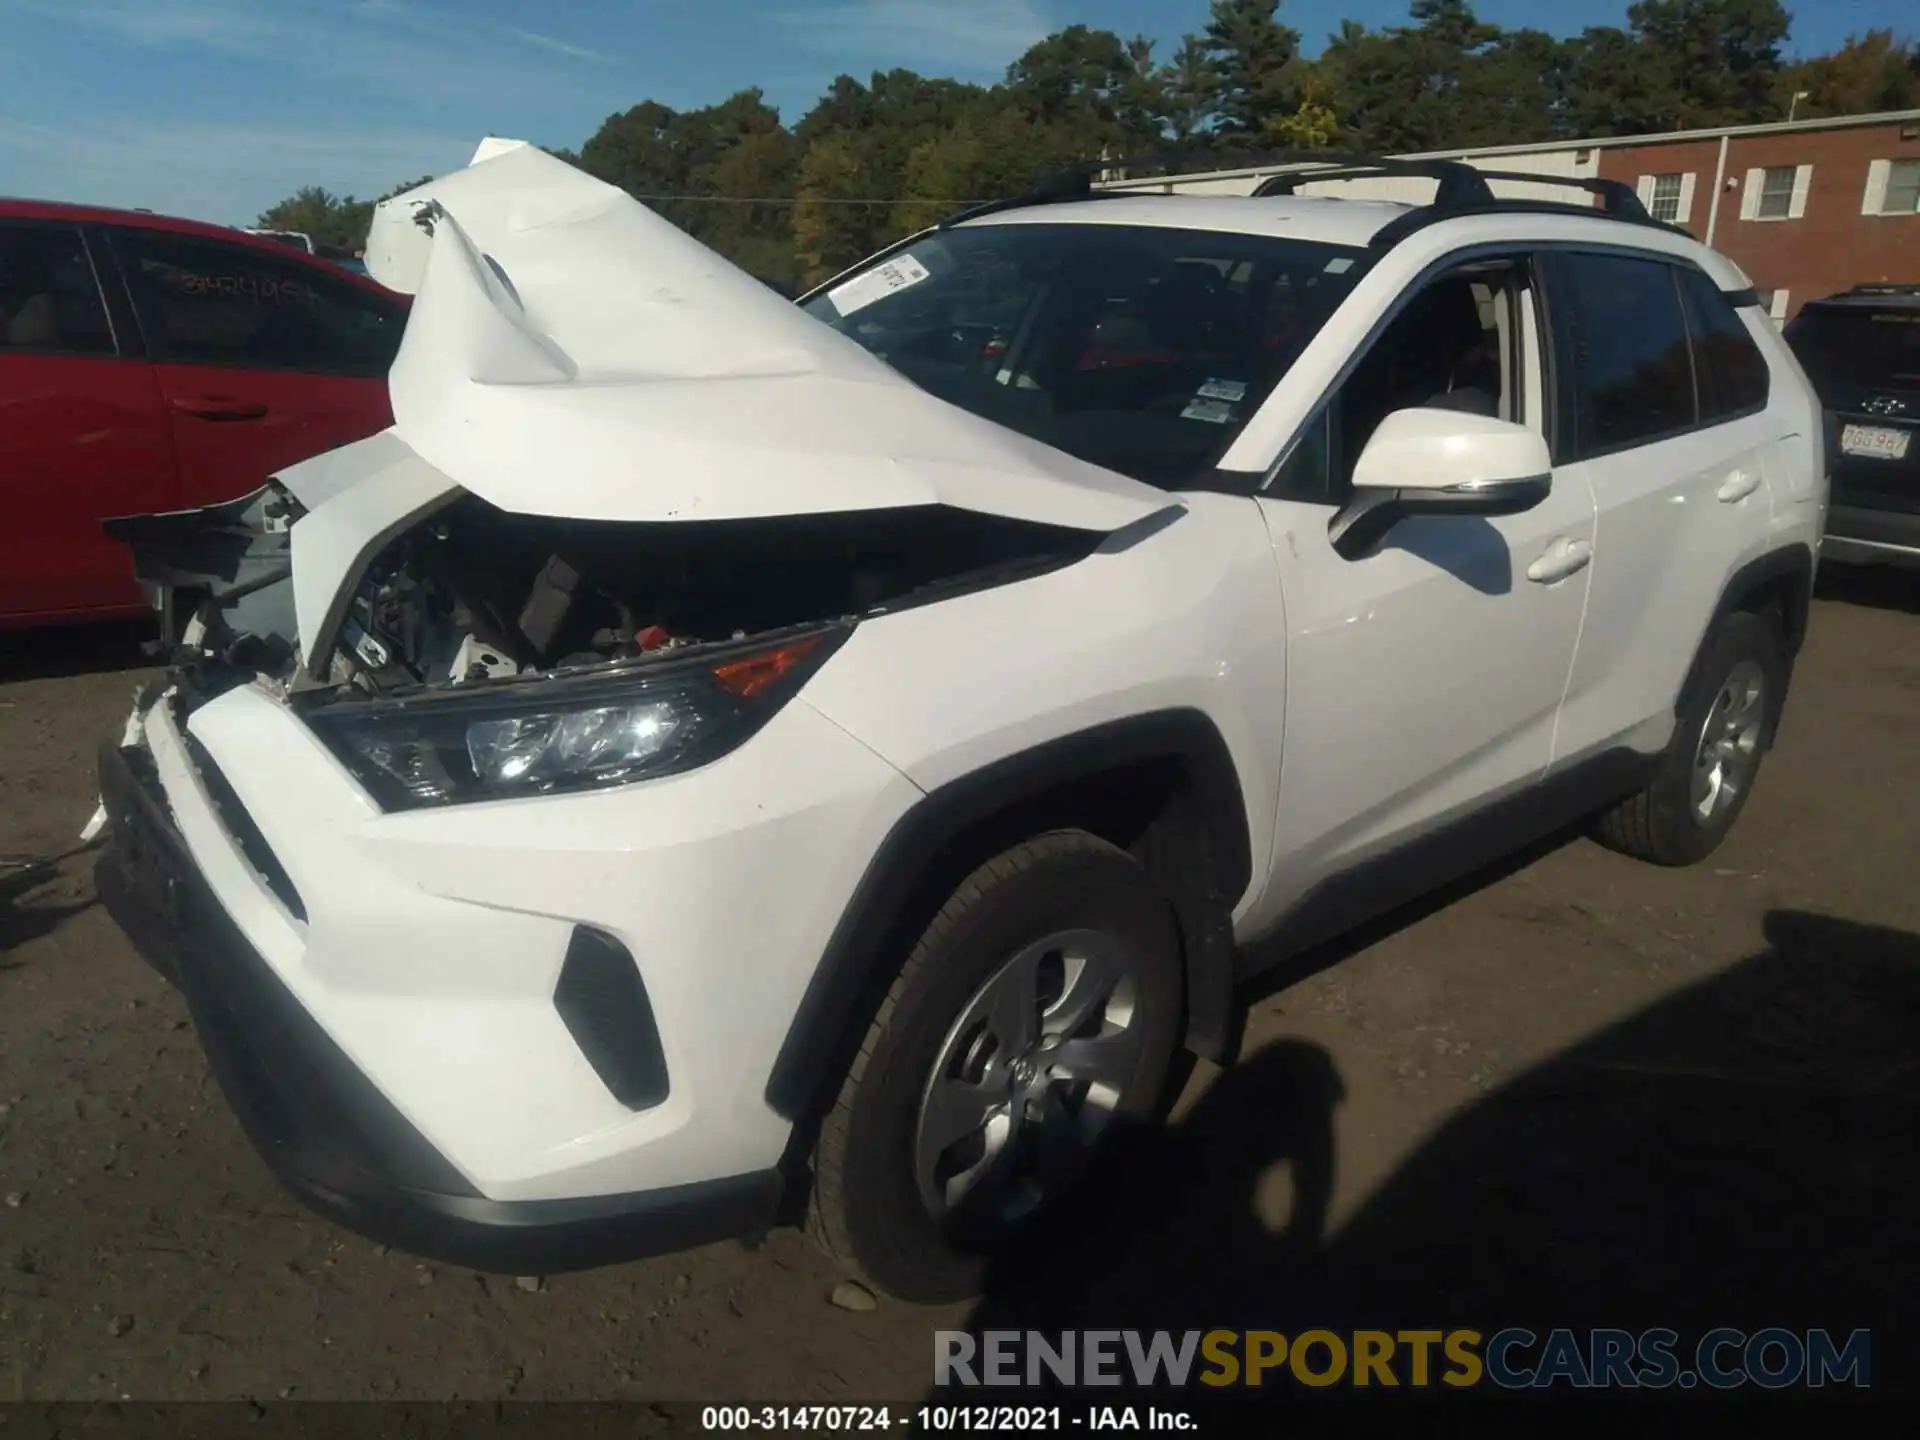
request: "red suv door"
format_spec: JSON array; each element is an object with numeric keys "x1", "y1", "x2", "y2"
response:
[
  {"x1": 0, "y1": 221, "x2": 175, "y2": 623},
  {"x1": 107, "y1": 225, "x2": 403, "y2": 509}
]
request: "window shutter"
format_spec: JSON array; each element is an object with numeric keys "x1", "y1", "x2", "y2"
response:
[
  {"x1": 1636, "y1": 175, "x2": 1656, "y2": 207},
  {"x1": 1675, "y1": 173, "x2": 1696, "y2": 225},
  {"x1": 1788, "y1": 164, "x2": 1812, "y2": 218},
  {"x1": 1739, "y1": 168, "x2": 1763, "y2": 220},
  {"x1": 1862, "y1": 158, "x2": 1892, "y2": 215}
]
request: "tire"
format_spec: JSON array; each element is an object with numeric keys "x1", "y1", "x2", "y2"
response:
[
  {"x1": 807, "y1": 829, "x2": 1183, "y2": 1303},
  {"x1": 1593, "y1": 608, "x2": 1786, "y2": 866}
]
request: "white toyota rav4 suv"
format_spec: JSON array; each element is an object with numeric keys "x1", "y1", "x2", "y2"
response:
[{"x1": 94, "y1": 141, "x2": 1826, "y2": 1303}]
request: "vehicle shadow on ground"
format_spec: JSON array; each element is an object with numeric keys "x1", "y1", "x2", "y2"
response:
[
  {"x1": 937, "y1": 909, "x2": 1917, "y2": 1423},
  {"x1": 1815, "y1": 563, "x2": 1920, "y2": 615},
  {"x1": 0, "y1": 854, "x2": 97, "y2": 957},
  {"x1": 0, "y1": 619, "x2": 157, "y2": 684}
]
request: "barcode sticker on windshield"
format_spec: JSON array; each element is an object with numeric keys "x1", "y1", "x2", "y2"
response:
[
  {"x1": 1197, "y1": 378, "x2": 1247, "y2": 402},
  {"x1": 1181, "y1": 398, "x2": 1237, "y2": 425},
  {"x1": 827, "y1": 254, "x2": 932, "y2": 317}
]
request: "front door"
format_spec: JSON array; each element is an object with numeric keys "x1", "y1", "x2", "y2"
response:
[{"x1": 1246, "y1": 253, "x2": 1595, "y2": 937}]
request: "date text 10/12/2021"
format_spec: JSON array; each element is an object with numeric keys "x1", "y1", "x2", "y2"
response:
[{"x1": 700, "y1": 1406, "x2": 1193, "y2": 1432}]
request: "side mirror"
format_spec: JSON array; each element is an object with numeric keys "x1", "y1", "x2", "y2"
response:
[{"x1": 1329, "y1": 408, "x2": 1553, "y2": 560}]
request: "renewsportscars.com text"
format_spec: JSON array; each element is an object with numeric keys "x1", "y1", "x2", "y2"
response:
[{"x1": 935, "y1": 1327, "x2": 1871, "y2": 1390}]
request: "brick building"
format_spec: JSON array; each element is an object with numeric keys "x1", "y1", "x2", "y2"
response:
[{"x1": 1100, "y1": 109, "x2": 1920, "y2": 323}]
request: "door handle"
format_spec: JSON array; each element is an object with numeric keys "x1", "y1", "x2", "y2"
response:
[
  {"x1": 1526, "y1": 537, "x2": 1592, "y2": 584},
  {"x1": 170, "y1": 396, "x2": 269, "y2": 421},
  {"x1": 1716, "y1": 469, "x2": 1760, "y2": 503}
]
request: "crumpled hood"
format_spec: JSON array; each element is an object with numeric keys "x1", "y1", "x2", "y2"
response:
[{"x1": 357, "y1": 138, "x2": 1168, "y2": 532}]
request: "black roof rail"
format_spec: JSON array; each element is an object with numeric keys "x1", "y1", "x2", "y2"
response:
[
  {"x1": 1243, "y1": 154, "x2": 1684, "y2": 248},
  {"x1": 1249, "y1": 153, "x2": 1496, "y2": 208},
  {"x1": 1473, "y1": 168, "x2": 1656, "y2": 222},
  {"x1": 1840, "y1": 282, "x2": 1920, "y2": 296}
]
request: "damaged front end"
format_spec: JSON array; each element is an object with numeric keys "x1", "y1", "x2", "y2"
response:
[
  {"x1": 294, "y1": 494, "x2": 1104, "y2": 809},
  {"x1": 109, "y1": 482, "x2": 1103, "y2": 813}
]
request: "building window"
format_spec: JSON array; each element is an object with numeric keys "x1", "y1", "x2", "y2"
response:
[
  {"x1": 1650, "y1": 174, "x2": 1682, "y2": 221},
  {"x1": 1757, "y1": 167, "x2": 1797, "y2": 219},
  {"x1": 1635, "y1": 171, "x2": 1696, "y2": 224},
  {"x1": 1742, "y1": 164, "x2": 1810, "y2": 222},
  {"x1": 1867, "y1": 158, "x2": 1920, "y2": 216}
]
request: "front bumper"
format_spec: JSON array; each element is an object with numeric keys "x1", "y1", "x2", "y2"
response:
[
  {"x1": 96, "y1": 737, "x2": 781, "y2": 1273},
  {"x1": 93, "y1": 673, "x2": 920, "y2": 1272}
]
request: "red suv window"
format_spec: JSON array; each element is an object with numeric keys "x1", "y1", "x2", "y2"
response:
[
  {"x1": 0, "y1": 224, "x2": 116, "y2": 357},
  {"x1": 113, "y1": 228, "x2": 403, "y2": 378}
]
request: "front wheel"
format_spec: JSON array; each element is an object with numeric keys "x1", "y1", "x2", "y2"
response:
[
  {"x1": 1593, "y1": 608, "x2": 1786, "y2": 866},
  {"x1": 808, "y1": 830, "x2": 1183, "y2": 1303}
]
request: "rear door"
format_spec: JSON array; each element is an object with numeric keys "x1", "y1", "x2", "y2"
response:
[
  {"x1": 0, "y1": 220, "x2": 175, "y2": 621},
  {"x1": 107, "y1": 225, "x2": 404, "y2": 506},
  {"x1": 1544, "y1": 250, "x2": 1780, "y2": 766}
]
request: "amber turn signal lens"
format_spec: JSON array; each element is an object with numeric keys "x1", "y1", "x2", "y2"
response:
[{"x1": 710, "y1": 634, "x2": 825, "y2": 701}]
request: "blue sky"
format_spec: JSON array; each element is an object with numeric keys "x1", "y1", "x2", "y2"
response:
[{"x1": 0, "y1": 0, "x2": 1909, "y2": 224}]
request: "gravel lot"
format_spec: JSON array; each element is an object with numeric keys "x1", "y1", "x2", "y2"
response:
[{"x1": 2, "y1": 569, "x2": 1915, "y2": 1415}]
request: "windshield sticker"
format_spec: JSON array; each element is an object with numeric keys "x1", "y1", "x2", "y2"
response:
[
  {"x1": 1181, "y1": 398, "x2": 1237, "y2": 425},
  {"x1": 827, "y1": 254, "x2": 932, "y2": 317},
  {"x1": 1324, "y1": 257, "x2": 1355, "y2": 274},
  {"x1": 1196, "y1": 377, "x2": 1248, "y2": 403}
]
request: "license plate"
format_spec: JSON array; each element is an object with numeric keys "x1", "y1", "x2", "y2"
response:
[{"x1": 1839, "y1": 423, "x2": 1911, "y2": 460}]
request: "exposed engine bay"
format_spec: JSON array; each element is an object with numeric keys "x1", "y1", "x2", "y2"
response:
[{"x1": 318, "y1": 496, "x2": 1104, "y2": 700}]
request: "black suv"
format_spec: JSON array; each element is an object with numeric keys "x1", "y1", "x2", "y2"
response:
[{"x1": 1784, "y1": 284, "x2": 1920, "y2": 569}]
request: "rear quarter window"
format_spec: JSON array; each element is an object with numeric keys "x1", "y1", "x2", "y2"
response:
[{"x1": 1678, "y1": 267, "x2": 1769, "y2": 419}]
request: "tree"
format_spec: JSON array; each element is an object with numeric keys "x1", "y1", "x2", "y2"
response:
[
  {"x1": 1204, "y1": 0, "x2": 1302, "y2": 143},
  {"x1": 1156, "y1": 35, "x2": 1220, "y2": 147},
  {"x1": 791, "y1": 133, "x2": 881, "y2": 286},
  {"x1": 257, "y1": 3, "x2": 1903, "y2": 286},
  {"x1": 1563, "y1": 0, "x2": 1790, "y2": 134},
  {"x1": 255, "y1": 186, "x2": 361, "y2": 249},
  {"x1": 1778, "y1": 30, "x2": 1917, "y2": 119},
  {"x1": 1626, "y1": 0, "x2": 1790, "y2": 127}
]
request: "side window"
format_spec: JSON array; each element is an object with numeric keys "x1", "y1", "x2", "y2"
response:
[
  {"x1": 0, "y1": 224, "x2": 115, "y2": 356},
  {"x1": 112, "y1": 229, "x2": 402, "y2": 377},
  {"x1": 1678, "y1": 268, "x2": 1769, "y2": 420},
  {"x1": 1550, "y1": 252, "x2": 1696, "y2": 460},
  {"x1": 1269, "y1": 259, "x2": 1533, "y2": 504}
]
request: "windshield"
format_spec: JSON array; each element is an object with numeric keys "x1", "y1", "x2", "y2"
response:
[
  {"x1": 801, "y1": 222, "x2": 1371, "y2": 488},
  {"x1": 1784, "y1": 304, "x2": 1920, "y2": 394}
]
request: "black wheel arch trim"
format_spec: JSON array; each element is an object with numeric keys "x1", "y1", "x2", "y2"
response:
[
  {"x1": 764, "y1": 708, "x2": 1254, "y2": 1122},
  {"x1": 1677, "y1": 543, "x2": 1815, "y2": 731}
]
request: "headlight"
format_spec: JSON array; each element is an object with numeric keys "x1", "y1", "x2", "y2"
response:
[{"x1": 306, "y1": 626, "x2": 847, "y2": 810}]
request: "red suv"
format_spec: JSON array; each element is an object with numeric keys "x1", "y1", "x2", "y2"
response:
[{"x1": 1, "y1": 200, "x2": 406, "y2": 627}]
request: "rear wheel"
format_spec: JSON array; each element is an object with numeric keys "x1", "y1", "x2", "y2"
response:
[
  {"x1": 1593, "y1": 608, "x2": 1785, "y2": 866},
  {"x1": 807, "y1": 830, "x2": 1182, "y2": 1303}
]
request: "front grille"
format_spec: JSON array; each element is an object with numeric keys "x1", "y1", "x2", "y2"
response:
[
  {"x1": 181, "y1": 733, "x2": 307, "y2": 922},
  {"x1": 553, "y1": 928, "x2": 669, "y2": 1110}
]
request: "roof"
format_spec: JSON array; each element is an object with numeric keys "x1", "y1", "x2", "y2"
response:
[
  {"x1": 1098, "y1": 107, "x2": 1920, "y2": 191},
  {"x1": 965, "y1": 194, "x2": 1412, "y2": 248},
  {"x1": 0, "y1": 195, "x2": 403, "y2": 300},
  {"x1": 2, "y1": 195, "x2": 253, "y2": 238}
]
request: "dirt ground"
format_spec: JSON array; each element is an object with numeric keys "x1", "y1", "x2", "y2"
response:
[{"x1": 2, "y1": 570, "x2": 1916, "y2": 1414}]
